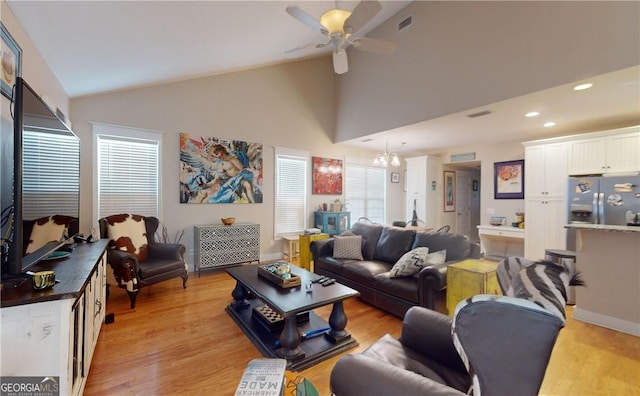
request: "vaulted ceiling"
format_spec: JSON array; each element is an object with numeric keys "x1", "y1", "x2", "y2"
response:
[{"x1": 7, "y1": 1, "x2": 639, "y2": 154}]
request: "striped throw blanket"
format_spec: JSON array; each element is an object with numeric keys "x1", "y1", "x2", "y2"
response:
[{"x1": 496, "y1": 257, "x2": 584, "y2": 323}]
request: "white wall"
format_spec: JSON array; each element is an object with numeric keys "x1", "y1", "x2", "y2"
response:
[
  {"x1": 335, "y1": 1, "x2": 640, "y2": 141},
  {"x1": 70, "y1": 57, "x2": 392, "y2": 267},
  {"x1": 1, "y1": 1, "x2": 69, "y2": 117},
  {"x1": 438, "y1": 140, "x2": 525, "y2": 227}
]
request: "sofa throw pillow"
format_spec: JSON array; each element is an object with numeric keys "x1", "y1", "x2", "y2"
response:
[
  {"x1": 390, "y1": 247, "x2": 430, "y2": 278},
  {"x1": 333, "y1": 235, "x2": 364, "y2": 260},
  {"x1": 412, "y1": 249, "x2": 447, "y2": 278}
]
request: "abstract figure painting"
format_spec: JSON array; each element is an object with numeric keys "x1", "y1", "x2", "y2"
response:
[
  {"x1": 312, "y1": 157, "x2": 343, "y2": 195},
  {"x1": 179, "y1": 132, "x2": 263, "y2": 204}
]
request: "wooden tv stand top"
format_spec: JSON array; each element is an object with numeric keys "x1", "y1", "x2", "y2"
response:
[{"x1": 1, "y1": 239, "x2": 109, "y2": 308}]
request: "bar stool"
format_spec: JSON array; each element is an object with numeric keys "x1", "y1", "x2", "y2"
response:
[{"x1": 544, "y1": 249, "x2": 577, "y2": 304}]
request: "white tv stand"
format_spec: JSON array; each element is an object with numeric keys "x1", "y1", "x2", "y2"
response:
[{"x1": 1, "y1": 240, "x2": 109, "y2": 396}]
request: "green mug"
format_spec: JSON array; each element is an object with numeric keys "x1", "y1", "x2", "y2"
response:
[{"x1": 32, "y1": 270, "x2": 56, "y2": 290}]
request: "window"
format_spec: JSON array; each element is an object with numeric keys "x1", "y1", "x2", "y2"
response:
[
  {"x1": 93, "y1": 123, "x2": 161, "y2": 220},
  {"x1": 274, "y1": 147, "x2": 308, "y2": 236},
  {"x1": 22, "y1": 130, "x2": 80, "y2": 219},
  {"x1": 345, "y1": 164, "x2": 386, "y2": 224}
]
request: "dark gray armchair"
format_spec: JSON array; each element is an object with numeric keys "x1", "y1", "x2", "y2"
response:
[
  {"x1": 330, "y1": 295, "x2": 564, "y2": 396},
  {"x1": 99, "y1": 214, "x2": 188, "y2": 309}
]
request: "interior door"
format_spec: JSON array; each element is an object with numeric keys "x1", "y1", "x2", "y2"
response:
[{"x1": 456, "y1": 171, "x2": 472, "y2": 236}]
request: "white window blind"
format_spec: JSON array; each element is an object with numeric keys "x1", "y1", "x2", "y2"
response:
[
  {"x1": 22, "y1": 130, "x2": 80, "y2": 219},
  {"x1": 96, "y1": 129, "x2": 160, "y2": 219},
  {"x1": 275, "y1": 148, "x2": 308, "y2": 236},
  {"x1": 345, "y1": 164, "x2": 386, "y2": 224}
]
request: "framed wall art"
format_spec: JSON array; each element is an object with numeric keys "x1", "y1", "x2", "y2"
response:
[
  {"x1": 312, "y1": 156, "x2": 343, "y2": 195},
  {"x1": 494, "y1": 159, "x2": 524, "y2": 199},
  {"x1": 179, "y1": 132, "x2": 263, "y2": 204},
  {"x1": 1, "y1": 23, "x2": 21, "y2": 100},
  {"x1": 444, "y1": 171, "x2": 455, "y2": 212},
  {"x1": 391, "y1": 172, "x2": 400, "y2": 183}
]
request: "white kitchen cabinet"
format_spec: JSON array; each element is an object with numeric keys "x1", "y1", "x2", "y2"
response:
[
  {"x1": 523, "y1": 126, "x2": 639, "y2": 259},
  {"x1": 406, "y1": 157, "x2": 428, "y2": 197},
  {"x1": 524, "y1": 197, "x2": 566, "y2": 259},
  {"x1": 405, "y1": 155, "x2": 441, "y2": 227},
  {"x1": 523, "y1": 139, "x2": 568, "y2": 260},
  {"x1": 568, "y1": 127, "x2": 640, "y2": 175},
  {"x1": 524, "y1": 142, "x2": 567, "y2": 198},
  {"x1": 0, "y1": 240, "x2": 108, "y2": 396}
]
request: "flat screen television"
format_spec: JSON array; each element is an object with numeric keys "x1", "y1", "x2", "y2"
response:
[{"x1": 1, "y1": 77, "x2": 80, "y2": 276}]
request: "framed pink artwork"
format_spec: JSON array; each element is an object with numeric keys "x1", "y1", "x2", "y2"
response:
[{"x1": 312, "y1": 157, "x2": 343, "y2": 195}]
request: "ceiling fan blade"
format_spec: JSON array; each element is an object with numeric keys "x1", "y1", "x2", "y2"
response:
[
  {"x1": 286, "y1": 6, "x2": 328, "y2": 35},
  {"x1": 333, "y1": 49, "x2": 348, "y2": 74},
  {"x1": 284, "y1": 42, "x2": 320, "y2": 55},
  {"x1": 343, "y1": 0, "x2": 383, "y2": 34},
  {"x1": 351, "y1": 37, "x2": 397, "y2": 55}
]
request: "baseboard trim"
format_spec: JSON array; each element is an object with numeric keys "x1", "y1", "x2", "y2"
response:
[{"x1": 572, "y1": 306, "x2": 640, "y2": 337}]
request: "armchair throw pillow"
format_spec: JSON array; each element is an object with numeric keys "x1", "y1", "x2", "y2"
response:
[
  {"x1": 333, "y1": 235, "x2": 364, "y2": 260},
  {"x1": 390, "y1": 247, "x2": 430, "y2": 278},
  {"x1": 106, "y1": 214, "x2": 149, "y2": 261}
]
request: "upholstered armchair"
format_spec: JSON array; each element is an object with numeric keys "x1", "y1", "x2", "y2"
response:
[
  {"x1": 330, "y1": 295, "x2": 564, "y2": 396},
  {"x1": 99, "y1": 214, "x2": 188, "y2": 309}
]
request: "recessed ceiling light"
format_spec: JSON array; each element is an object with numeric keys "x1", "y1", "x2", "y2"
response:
[
  {"x1": 544, "y1": 122, "x2": 556, "y2": 127},
  {"x1": 574, "y1": 83, "x2": 593, "y2": 91},
  {"x1": 525, "y1": 111, "x2": 540, "y2": 117}
]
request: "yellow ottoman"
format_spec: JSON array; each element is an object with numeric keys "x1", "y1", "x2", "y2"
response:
[
  {"x1": 298, "y1": 233, "x2": 330, "y2": 271},
  {"x1": 446, "y1": 259, "x2": 502, "y2": 316}
]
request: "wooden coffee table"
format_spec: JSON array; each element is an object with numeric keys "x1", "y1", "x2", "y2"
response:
[{"x1": 225, "y1": 264, "x2": 360, "y2": 370}]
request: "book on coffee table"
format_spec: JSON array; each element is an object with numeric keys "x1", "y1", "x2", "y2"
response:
[{"x1": 235, "y1": 358, "x2": 287, "y2": 396}]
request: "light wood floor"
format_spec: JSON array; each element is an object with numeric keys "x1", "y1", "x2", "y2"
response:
[{"x1": 84, "y1": 266, "x2": 640, "y2": 395}]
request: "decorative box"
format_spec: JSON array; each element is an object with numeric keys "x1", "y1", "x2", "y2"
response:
[
  {"x1": 258, "y1": 264, "x2": 302, "y2": 288},
  {"x1": 253, "y1": 304, "x2": 309, "y2": 332}
]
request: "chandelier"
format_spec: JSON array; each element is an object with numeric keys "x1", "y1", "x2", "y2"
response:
[{"x1": 373, "y1": 142, "x2": 401, "y2": 167}]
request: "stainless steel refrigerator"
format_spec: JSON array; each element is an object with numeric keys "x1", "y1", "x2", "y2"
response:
[{"x1": 567, "y1": 175, "x2": 640, "y2": 250}]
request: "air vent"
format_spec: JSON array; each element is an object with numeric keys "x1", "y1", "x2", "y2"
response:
[
  {"x1": 398, "y1": 16, "x2": 412, "y2": 32},
  {"x1": 466, "y1": 110, "x2": 492, "y2": 118}
]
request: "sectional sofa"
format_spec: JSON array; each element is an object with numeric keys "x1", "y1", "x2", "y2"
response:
[{"x1": 311, "y1": 221, "x2": 481, "y2": 317}]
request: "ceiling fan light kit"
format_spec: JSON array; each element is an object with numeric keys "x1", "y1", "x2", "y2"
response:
[
  {"x1": 285, "y1": 0, "x2": 397, "y2": 75},
  {"x1": 320, "y1": 9, "x2": 351, "y2": 34}
]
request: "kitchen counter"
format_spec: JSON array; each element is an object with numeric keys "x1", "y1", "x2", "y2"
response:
[
  {"x1": 567, "y1": 226, "x2": 640, "y2": 336},
  {"x1": 565, "y1": 223, "x2": 640, "y2": 233}
]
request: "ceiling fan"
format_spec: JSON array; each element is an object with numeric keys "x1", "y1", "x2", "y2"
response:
[{"x1": 285, "y1": 0, "x2": 397, "y2": 74}]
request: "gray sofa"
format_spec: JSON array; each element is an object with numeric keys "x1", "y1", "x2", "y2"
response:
[{"x1": 310, "y1": 222, "x2": 480, "y2": 317}]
